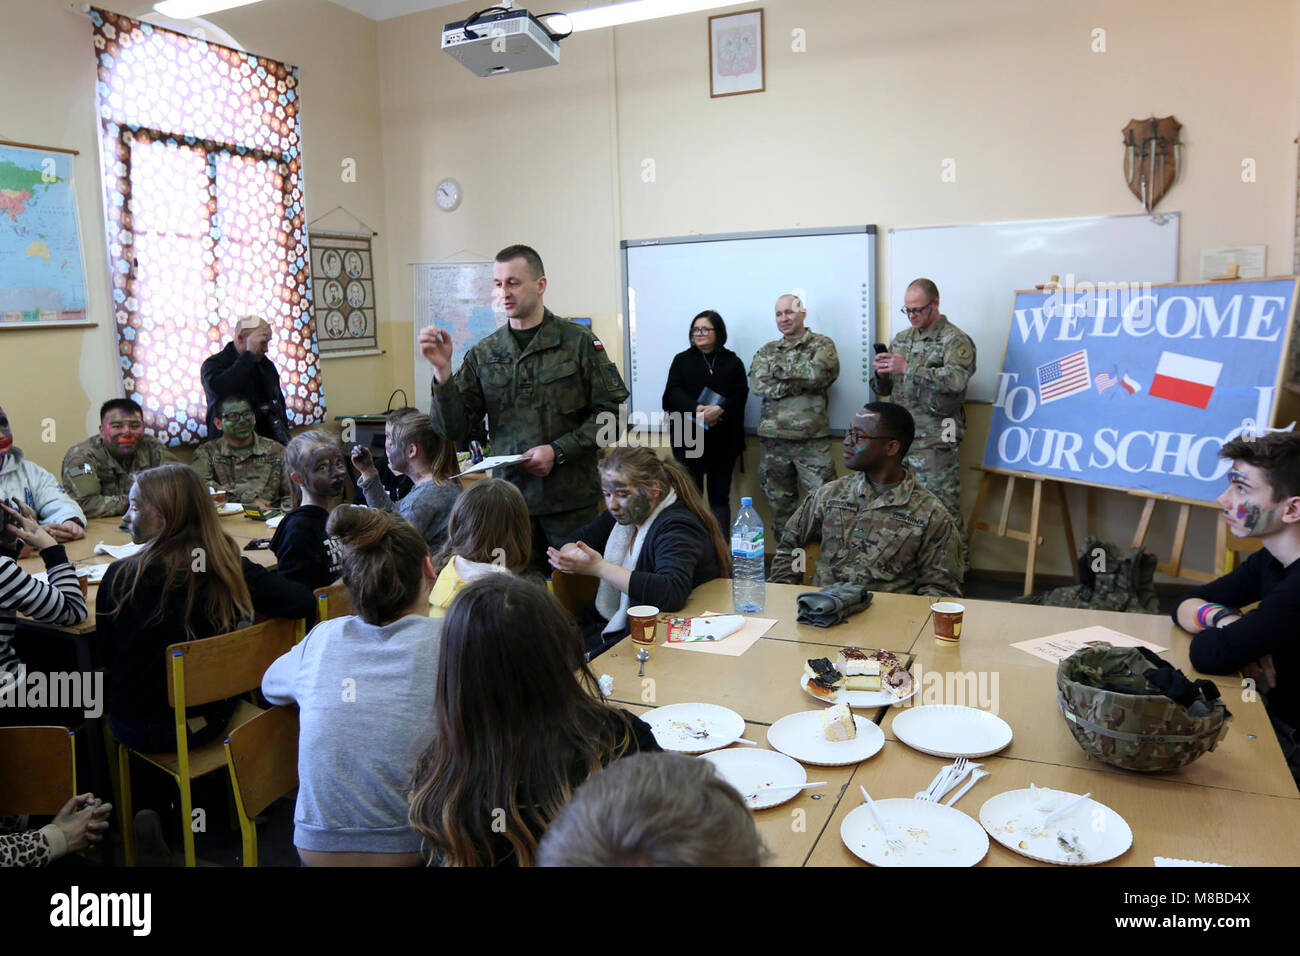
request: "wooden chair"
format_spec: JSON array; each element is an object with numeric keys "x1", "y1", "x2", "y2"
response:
[
  {"x1": 314, "y1": 579, "x2": 354, "y2": 622},
  {"x1": 112, "y1": 617, "x2": 299, "y2": 867},
  {"x1": 550, "y1": 569, "x2": 599, "y2": 621},
  {"x1": 0, "y1": 726, "x2": 76, "y2": 815},
  {"x1": 223, "y1": 705, "x2": 299, "y2": 867}
]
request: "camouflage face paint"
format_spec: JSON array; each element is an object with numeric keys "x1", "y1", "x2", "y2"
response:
[
  {"x1": 1237, "y1": 502, "x2": 1275, "y2": 535},
  {"x1": 601, "y1": 470, "x2": 658, "y2": 526}
]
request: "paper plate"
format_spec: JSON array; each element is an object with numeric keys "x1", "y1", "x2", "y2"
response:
[
  {"x1": 218, "y1": 502, "x2": 244, "y2": 516},
  {"x1": 641, "y1": 702, "x2": 745, "y2": 754},
  {"x1": 265, "y1": 513, "x2": 283, "y2": 530},
  {"x1": 841, "y1": 798, "x2": 989, "y2": 867},
  {"x1": 979, "y1": 788, "x2": 1133, "y2": 865},
  {"x1": 891, "y1": 705, "x2": 1013, "y2": 758},
  {"x1": 767, "y1": 710, "x2": 885, "y2": 766},
  {"x1": 799, "y1": 673, "x2": 916, "y2": 709},
  {"x1": 700, "y1": 748, "x2": 808, "y2": 810}
]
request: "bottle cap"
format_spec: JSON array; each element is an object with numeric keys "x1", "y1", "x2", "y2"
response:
[{"x1": 740, "y1": 496, "x2": 752, "y2": 507}]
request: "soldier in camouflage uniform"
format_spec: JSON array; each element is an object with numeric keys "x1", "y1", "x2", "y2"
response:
[
  {"x1": 189, "y1": 394, "x2": 293, "y2": 510},
  {"x1": 749, "y1": 294, "x2": 840, "y2": 538},
  {"x1": 421, "y1": 244, "x2": 629, "y2": 574},
  {"x1": 770, "y1": 402, "x2": 963, "y2": 597},
  {"x1": 870, "y1": 278, "x2": 976, "y2": 549},
  {"x1": 61, "y1": 399, "x2": 178, "y2": 518}
]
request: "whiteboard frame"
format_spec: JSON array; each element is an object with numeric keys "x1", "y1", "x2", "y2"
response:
[
  {"x1": 620, "y1": 225, "x2": 879, "y2": 435},
  {"x1": 888, "y1": 211, "x2": 1180, "y2": 403}
]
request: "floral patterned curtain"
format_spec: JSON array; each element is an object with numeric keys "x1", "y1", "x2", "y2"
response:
[{"x1": 90, "y1": 8, "x2": 323, "y2": 444}]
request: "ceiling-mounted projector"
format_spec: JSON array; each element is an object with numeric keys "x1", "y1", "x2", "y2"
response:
[{"x1": 442, "y1": 6, "x2": 569, "y2": 77}]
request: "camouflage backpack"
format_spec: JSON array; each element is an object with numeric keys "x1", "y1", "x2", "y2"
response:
[
  {"x1": 1016, "y1": 535, "x2": 1160, "y2": 613},
  {"x1": 1057, "y1": 643, "x2": 1232, "y2": 772}
]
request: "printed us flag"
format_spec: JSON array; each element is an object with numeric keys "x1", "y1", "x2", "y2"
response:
[{"x1": 1036, "y1": 349, "x2": 1092, "y2": 404}]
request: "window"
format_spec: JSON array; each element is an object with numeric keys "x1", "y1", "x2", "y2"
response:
[{"x1": 91, "y1": 8, "x2": 322, "y2": 443}]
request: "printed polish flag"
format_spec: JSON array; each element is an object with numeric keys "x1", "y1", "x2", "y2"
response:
[
  {"x1": 1036, "y1": 349, "x2": 1091, "y2": 404},
  {"x1": 1148, "y1": 351, "x2": 1222, "y2": 409},
  {"x1": 1120, "y1": 374, "x2": 1141, "y2": 394}
]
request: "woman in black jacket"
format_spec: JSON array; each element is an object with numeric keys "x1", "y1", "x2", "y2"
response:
[
  {"x1": 547, "y1": 447, "x2": 730, "y2": 658},
  {"x1": 661, "y1": 310, "x2": 749, "y2": 534}
]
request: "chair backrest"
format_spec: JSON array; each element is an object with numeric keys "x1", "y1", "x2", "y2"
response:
[
  {"x1": 1223, "y1": 534, "x2": 1263, "y2": 574},
  {"x1": 315, "y1": 579, "x2": 355, "y2": 622},
  {"x1": 550, "y1": 569, "x2": 598, "y2": 621},
  {"x1": 166, "y1": 616, "x2": 299, "y2": 709},
  {"x1": 224, "y1": 705, "x2": 299, "y2": 820},
  {"x1": 0, "y1": 726, "x2": 76, "y2": 815}
]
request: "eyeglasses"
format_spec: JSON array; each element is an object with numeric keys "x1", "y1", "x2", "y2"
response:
[
  {"x1": 900, "y1": 299, "x2": 935, "y2": 318},
  {"x1": 846, "y1": 430, "x2": 898, "y2": 444},
  {"x1": 691, "y1": 327, "x2": 715, "y2": 335},
  {"x1": 221, "y1": 411, "x2": 255, "y2": 422}
]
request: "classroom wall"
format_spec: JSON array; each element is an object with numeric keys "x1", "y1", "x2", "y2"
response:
[
  {"x1": 1, "y1": 0, "x2": 391, "y2": 475},
  {"x1": 377, "y1": 0, "x2": 1299, "y2": 578}
]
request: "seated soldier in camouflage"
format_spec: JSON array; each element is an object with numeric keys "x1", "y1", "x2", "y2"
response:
[
  {"x1": 61, "y1": 399, "x2": 178, "y2": 518},
  {"x1": 190, "y1": 394, "x2": 292, "y2": 510},
  {"x1": 770, "y1": 401, "x2": 963, "y2": 597}
]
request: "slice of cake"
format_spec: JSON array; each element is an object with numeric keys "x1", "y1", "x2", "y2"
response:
[
  {"x1": 883, "y1": 664, "x2": 914, "y2": 698},
  {"x1": 836, "y1": 647, "x2": 880, "y2": 676},
  {"x1": 804, "y1": 658, "x2": 845, "y2": 701},
  {"x1": 820, "y1": 702, "x2": 857, "y2": 741},
  {"x1": 845, "y1": 673, "x2": 883, "y2": 691}
]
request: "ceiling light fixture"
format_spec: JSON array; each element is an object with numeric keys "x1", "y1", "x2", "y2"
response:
[
  {"x1": 153, "y1": 0, "x2": 263, "y2": 18},
  {"x1": 558, "y1": 0, "x2": 745, "y2": 33}
]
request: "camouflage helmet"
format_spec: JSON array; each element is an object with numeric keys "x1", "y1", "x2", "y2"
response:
[{"x1": 1056, "y1": 643, "x2": 1231, "y2": 772}]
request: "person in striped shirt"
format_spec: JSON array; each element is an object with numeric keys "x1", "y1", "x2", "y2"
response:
[{"x1": 0, "y1": 499, "x2": 88, "y2": 720}]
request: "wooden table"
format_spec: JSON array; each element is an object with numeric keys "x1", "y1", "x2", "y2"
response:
[
  {"x1": 17, "y1": 513, "x2": 279, "y2": 633},
  {"x1": 893, "y1": 598, "x2": 1297, "y2": 800},
  {"x1": 602, "y1": 580, "x2": 1300, "y2": 866}
]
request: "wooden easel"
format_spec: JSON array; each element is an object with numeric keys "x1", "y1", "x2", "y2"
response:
[
  {"x1": 1127, "y1": 489, "x2": 1258, "y2": 582},
  {"x1": 967, "y1": 464, "x2": 1077, "y2": 595}
]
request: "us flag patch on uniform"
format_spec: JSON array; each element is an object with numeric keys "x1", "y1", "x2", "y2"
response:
[{"x1": 593, "y1": 339, "x2": 604, "y2": 350}]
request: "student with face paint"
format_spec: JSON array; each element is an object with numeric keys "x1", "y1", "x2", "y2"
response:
[
  {"x1": 547, "y1": 446, "x2": 729, "y2": 659},
  {"x1": 97, "y1": 464, "x2": 315, "y2": 753},
  {"x1": 1175, "y1": 432, "x2": 1300, "y2": 781},
  {"x1": 0, "y1": 403, "x2": 85, "y2": 544},
  {"x1": 769, "y1": 402, "x2": 964, "y2": 597},
  {"x1": 271, "y1": 430, "x2": 348, "y2": 591},
  {"x1": 61, "y1": 399, "x2": 180, "y2": 518},
  {"x1": 351, "y1": 412, "x2": 462, "y2": 555},
  {"x1": 190, "y1": 394, "x2": 292, "y2": 510}
]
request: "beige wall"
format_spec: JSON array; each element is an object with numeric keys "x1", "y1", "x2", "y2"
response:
[
  {"x1": 7, "y1": 0, "x2": 1297, "y2": 579},
  {"x1": 377, "y1": 0, "x2": 1299, "y2": 577},
  {"x1": 0, "y1": 0, "x2": 389, "y2": 477}
]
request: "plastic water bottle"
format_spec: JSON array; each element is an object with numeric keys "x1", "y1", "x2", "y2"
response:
[{"x1": 731, "y1": 497, "x2": 766, "y2": 613}]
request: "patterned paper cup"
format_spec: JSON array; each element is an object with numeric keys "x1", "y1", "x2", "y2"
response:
[
  {"x1": 931, "y1": 602, "x2": 965, "y2": 643},
  {"x1": 628, "y1": 605, "x2": 660, "y2": 645}
]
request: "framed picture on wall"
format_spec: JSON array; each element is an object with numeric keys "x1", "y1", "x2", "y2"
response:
[
  {"x1": 709, "y1": 8, "x2": 764, "y2": 98},
  {"x1": 310, "y1": 231, "x2": 378, "y2": 355}
]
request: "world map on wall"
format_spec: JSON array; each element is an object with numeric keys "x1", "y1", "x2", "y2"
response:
[{"x1": 0, "y1": 144, "x2": 88, "y2": 323}]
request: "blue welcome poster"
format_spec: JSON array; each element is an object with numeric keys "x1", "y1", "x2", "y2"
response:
[{"x1": 984, "y1": 278, "x2": 1298, "y2": 503}]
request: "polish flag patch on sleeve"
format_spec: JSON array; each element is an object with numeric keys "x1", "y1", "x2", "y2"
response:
[{"x1": 1148, "y1": 351, "x2": 1222, "y2": 409}]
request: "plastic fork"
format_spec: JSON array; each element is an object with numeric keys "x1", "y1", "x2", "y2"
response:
[
  {"x1": 860, "y1": 785, "x2": 904, "y2": 853},
  {"x1": 745, "y1": 781, "x2": 827, "y2": 802},
  {"x1": 944, "y1": 768, "x2": 990, "y2": 807},
  {"x1": 914, "y1": 757, "x2": 969, "y2": 802}
]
